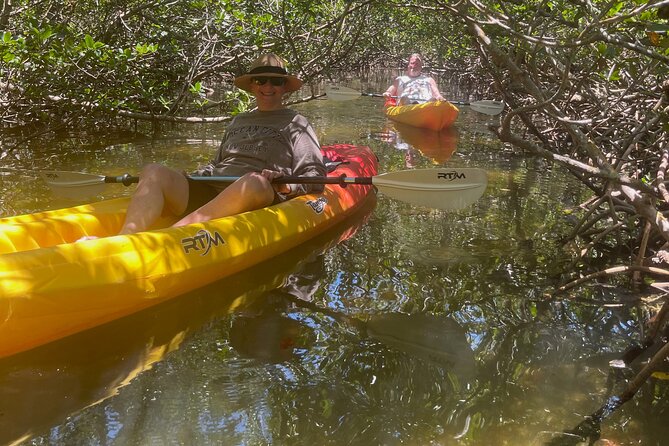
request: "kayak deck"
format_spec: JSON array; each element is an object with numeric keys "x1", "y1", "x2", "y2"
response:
[
  {"x1": 0, "y1": 144, "x2": 377, "y2": 358},
  {"x1": 386, "y1": 100, "x2": 459, "y2": 131}
]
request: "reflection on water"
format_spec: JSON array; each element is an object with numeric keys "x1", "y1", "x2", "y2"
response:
[
  {"x1": 364, "y1": 313, "x2": 477, "y2": 381},
  {"x1": 393, "y1": 122, "x2": 459, "y2": 164},
  {"x1": 370, "y1": 121, "x2": 459, "y2": 169},
  {"x1": 1, "y1": 91, "x2": 668, "y2": 445},
  {"x1": 402, "y1": 245, "x2": 487, "y2": 266},
  {"x1": 230, "y1": 312, "x2": 313, "y2": 363}
]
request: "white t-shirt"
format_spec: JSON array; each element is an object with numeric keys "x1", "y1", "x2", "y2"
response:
[{"x1": 396, "y1": 74, "x2": 434, "y2": 103}]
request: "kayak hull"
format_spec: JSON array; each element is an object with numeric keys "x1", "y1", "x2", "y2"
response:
[
  {"x1": 386, "y1": 100, "x2": 459, "y2": 131},
  {"x1": 0, "y1": 144, "x2": 377, "y2": 358}
]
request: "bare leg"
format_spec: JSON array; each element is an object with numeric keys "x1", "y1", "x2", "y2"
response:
[
  {"x1": 173, "y1": 172, "x2": 275, "y2": 227},
  {"x1": 120, "y1": 163, "x2": 190, "y2": 234}
]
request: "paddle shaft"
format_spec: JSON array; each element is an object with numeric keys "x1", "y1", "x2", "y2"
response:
[
  {"x1": 103, "y1": 173, "x2": 373, "y2": 186},
  {"x1": 41, "y1": 167, "x2": 487, "y2": 210},
  {"x1": 325, "y1": 85, "x2": 504, "y2": 115},
  {"x1": 361, "y1": 92, "x2": 391, "y2": 98},
  {"x1": 360, "y1": 92, "x2": 479, "y2": 106}
]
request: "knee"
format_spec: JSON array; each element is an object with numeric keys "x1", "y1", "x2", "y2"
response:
[
  {"x1": 239, "y1": 172, "x2": 275, "y2": 204},
  {"x1": 140, "y1": 163, "x2": 169, "y2": 179},
  {"x1": 138, "y1": 163, "x2": 174, "y2": 185}
]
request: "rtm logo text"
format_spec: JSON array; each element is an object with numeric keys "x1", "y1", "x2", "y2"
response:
[
  {"x1": 437, "y1": 171, "x2": 466, "y2": 181},
  {"x1": 181, "y1": 229, "x2": 226, "y2": 256}
]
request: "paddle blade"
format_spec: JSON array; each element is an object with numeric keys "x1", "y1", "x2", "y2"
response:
[
  {"x1": 39, "y1": 171, "x2": 108, "y2": 199},
  {"x1": 324, "y1": 85, "x2": 362, "y2": 101},
  {"x1": 373, "y1": 167, "x2": 487, "y2": 210},
  {"x1": 470, "y1": 100, "x2": 504, "y2": 116}
]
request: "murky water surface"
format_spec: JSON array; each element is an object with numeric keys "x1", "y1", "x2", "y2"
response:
[{"x1": 0, "y1": 84, "x2": 667, "y2": 445}]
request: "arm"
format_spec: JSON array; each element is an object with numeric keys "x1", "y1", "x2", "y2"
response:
[
  {"x1": 286, "y1": 122, "x2": 326, "y2": 196},
  {"x1": 270, "y1": 116, "x2": 325, "y2": 197},
  {"x1": 383, "y1": 78, "x2": 399, "y2": 97},
  {"x1": 429, "y1": 77, "x2": 445, "y2": 101}
]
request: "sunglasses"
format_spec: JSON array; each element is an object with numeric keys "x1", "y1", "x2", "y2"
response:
[{"x1": 251, "y1": 76, "x2": 287, "y2": 87}]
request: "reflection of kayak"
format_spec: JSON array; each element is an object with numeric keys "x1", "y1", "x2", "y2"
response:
[
  {"x1": 393, "y1": 122, "x2": 458, "y2": 164},
  {"x1": 0, "y1": 144, "x2": 378, "y2": 358},
  {"x1": 386, "y1": 100, "x2": 459, "y2": 131},
  {"x1": 0, "y1": 201, "x2": 375, "y2": 446}
]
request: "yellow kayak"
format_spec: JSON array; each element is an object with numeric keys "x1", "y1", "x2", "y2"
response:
[
  {"x1": 0, "y1": 198, "x2": 375, "y2": 446},
  {"x1": 0, "y1": 144, "x2": 378, "y2": 358},
  {"x1": 386, "y1": 100, "x2": 459, "y2": 131}
]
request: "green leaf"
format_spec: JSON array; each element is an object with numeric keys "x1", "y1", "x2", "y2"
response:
[
  {"x1": 607, "y1": 1, "x2": 624, "y2": 17},
  {"x1": 134, "y1": 43, "x2": 158, "y2": 56}
]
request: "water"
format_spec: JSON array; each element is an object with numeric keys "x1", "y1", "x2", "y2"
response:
[{"x1": 1, "y1": 92, "x2": 667, "y2": 445}]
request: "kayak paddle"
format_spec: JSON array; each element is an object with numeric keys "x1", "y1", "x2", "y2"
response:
[
  {"x1": 38, "y1": 167, "x2": 487, "y2": 210},
  {"x1": 324, "y1": 85, "x2": 505, "y2": 116}
]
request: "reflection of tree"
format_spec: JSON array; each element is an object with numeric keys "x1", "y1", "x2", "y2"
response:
[
  {"x1": 201, "y1": 242, "x2": 484, "y2": 444},
  {"x1": 326, "y1": 153, "x2": 669, "y2": 443}
]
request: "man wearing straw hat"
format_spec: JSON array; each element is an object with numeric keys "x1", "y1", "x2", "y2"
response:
[{"x1": 112, "y1": 53, "x2": 326, "y2": 235}]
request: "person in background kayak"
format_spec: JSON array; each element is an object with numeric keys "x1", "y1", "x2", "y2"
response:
[
  {"x1": 118, "y1": 53, "x2": 325, "y2": 235},
  {"x1": 382, "y1": 53, "x2": 445, "y2": 105}
]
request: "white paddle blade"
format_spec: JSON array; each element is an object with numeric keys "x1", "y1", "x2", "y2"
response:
[
  {"x1": 373, "y1": 168, "x2": 487, "y2": 210},
  {"x1": 324, "y1": 85, "x2": 362, "y2": 101},
  {"x1": 470, "y1": 100, "x2": 504, "y2": 116},
  {"x1": 40, "y1": 171, "x2": 108, "y2": 199}
]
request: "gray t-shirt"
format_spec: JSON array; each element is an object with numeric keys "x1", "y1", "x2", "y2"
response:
[{"x1": 198, "y1": 108, "x2": 325, "y2": 197}]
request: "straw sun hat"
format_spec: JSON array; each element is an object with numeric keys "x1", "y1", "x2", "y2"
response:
[{"x1": 234, "y1": 53, "x2": 303, "y2": 93}]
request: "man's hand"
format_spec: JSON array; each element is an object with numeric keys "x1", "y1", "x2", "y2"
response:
[{"x1": 261, "y1": 169, "x2": 290, "y2": 194}]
